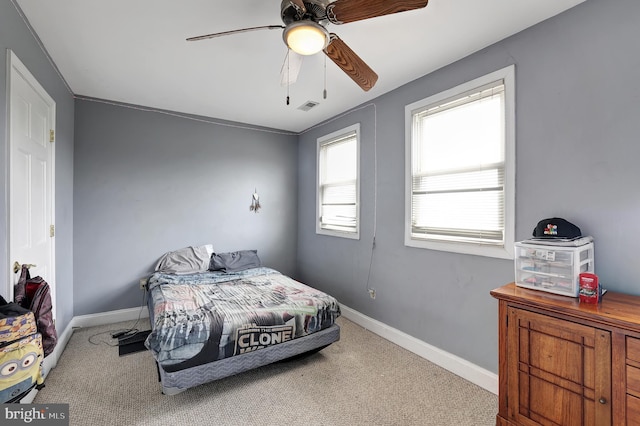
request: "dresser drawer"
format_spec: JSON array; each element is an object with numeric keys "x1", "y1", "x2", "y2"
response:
[
  {"x1": 627, "y1": 337, "x2": 640, "y2": 364},
  {"x1": 627, "y1": 365, "x2": 640, "y2": 396},
  {"x1": 628, "y1": 394, "x2": 640, "y2": 423}
]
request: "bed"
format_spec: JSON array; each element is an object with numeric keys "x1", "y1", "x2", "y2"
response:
[{"x1": 144, "y1": 247, "x2": 341, "y2": 395}]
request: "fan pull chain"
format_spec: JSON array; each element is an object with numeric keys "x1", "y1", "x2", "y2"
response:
[
  {"x1": 323, "y1": 54, "x2": 327, "y2": 99},
  {"x1": 286, "y1": 49, "x2": 291, "y2": 105}
]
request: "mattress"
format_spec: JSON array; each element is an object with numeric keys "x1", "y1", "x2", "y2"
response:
[
  {"x1": 145, "y1": 267, "x2": 341, "y2": 374},
  {"x1": 157, "y1": 324, "x2": 340, "y2": 395}
]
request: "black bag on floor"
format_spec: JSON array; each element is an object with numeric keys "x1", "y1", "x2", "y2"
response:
[{"x1": 0, "y1": 295, "x2": 44, "y2": 403}]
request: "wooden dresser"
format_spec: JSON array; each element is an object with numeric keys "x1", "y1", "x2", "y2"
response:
[{"x1": 491, "y1": 283, "x2": 640, "y2": 425}]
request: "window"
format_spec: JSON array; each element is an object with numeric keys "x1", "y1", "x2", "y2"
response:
[
  {"x1": 404, "y1": 65, "x2": 515, "y2": 259},
  {"x1": 317, "y1": 124, "x2": 360, "y2": 239}
]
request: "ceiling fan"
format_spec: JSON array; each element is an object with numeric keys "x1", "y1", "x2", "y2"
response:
[{"x1": 187, "y1": 0, "x2": 429, "y2": 92}]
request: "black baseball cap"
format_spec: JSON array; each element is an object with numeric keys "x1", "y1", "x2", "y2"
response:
[{"x1": 532, "y1": 218, "x2": 582, "y2": 239}]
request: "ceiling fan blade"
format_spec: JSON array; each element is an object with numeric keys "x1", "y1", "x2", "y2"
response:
[
  {"x1": 327, "y1": 0, "x2": 429, "y2": 24},
  {"x1": 280, "y1": 50, "x2": 304, "y2": 86},
  {"x1": 324, "y1": 34, "x2": 378, "y2": 91},
  {"x1": 187, "y1": 25, "x2": 284, "y2": 42}
]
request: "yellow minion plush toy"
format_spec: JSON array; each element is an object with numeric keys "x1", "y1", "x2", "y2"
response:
[{"x1": 0, "y1": 333, "x2": 44, "y2": 402}]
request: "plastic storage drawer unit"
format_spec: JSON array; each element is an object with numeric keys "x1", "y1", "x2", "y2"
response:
[{"x1": 514, "y1": 241, "x2": 594, "y2": 297}]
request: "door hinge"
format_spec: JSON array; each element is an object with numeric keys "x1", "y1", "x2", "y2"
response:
[
  {"x1": 50, "y1": 225, "x2": 55, "y2": 237},
  {"x1": 50, "y1": 129, "x2": 55, "y2": 143}
]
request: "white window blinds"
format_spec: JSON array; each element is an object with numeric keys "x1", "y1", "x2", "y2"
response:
[
  {"x1": 318, "y1": 129, "x2": 359, "y2": 236},
  {"x1": 410, "y1": 81, "x2": 506, "y2": 244}
]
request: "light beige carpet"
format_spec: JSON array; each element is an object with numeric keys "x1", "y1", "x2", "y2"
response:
[{"x1": 34, "y1": 317, "x2": 497, "y2": 425}]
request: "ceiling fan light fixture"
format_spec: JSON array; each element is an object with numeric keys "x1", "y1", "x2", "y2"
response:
[{"x1": 283, "y1": 21, "x2": 328, "y2": 56}]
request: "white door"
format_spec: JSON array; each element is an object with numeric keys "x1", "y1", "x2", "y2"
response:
[{"x1": 7, "y1": 50, "x2": 56, "y2": 321}]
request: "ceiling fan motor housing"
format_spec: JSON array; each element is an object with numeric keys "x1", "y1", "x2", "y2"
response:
[{"x1": 280, "y1": 0, "x2": 331, "y2": 25}]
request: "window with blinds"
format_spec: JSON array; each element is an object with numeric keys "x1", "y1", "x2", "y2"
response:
[
  {"x1": 405, "y1": 66, "x2": 515, "y2": 259},
  {"x1": 317, "y1": 124, "x2": 360, "y2": 239}
]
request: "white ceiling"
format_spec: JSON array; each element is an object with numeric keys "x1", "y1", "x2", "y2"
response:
[{"x1": 16, "y1": 0, "x2": 586, "y2": 133}]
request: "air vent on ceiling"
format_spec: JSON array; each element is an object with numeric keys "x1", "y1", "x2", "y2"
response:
[{"x1": 298, "y1": 101, "x2": 319, "y2": 112}]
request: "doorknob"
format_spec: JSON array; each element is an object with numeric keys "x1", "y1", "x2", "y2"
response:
[{"x1": 13, "y1": 261, "x2": 36, "y2": 274}]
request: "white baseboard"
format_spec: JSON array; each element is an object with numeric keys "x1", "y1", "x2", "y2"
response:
[
  {"x1": 41, "y1": 321, "x2": 73, "y2": 376},
  {"x1": 340, "y1": 304, "x2": 498, "y2": 395},
  {"x1": 70, "y1": 305, "x2": 149, "y2": 329},
  {"x1": 19, "y1": 387, "x2": 38, "y2": 404}
]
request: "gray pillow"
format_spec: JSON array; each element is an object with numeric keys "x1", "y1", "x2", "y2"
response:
[
  {"x1": 155, "y1": 244, "x2": 213, "y2": 274},
  {"x1": 209, "y1": 250, "x2": 261, "y2": 272}
]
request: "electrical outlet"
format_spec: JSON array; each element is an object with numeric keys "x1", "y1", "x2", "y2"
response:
[
  {"x1": 139, "y1": 278, "x2": 148, "y2": 290},
  {"x1": 368, "y1": 289, "x2": 376, "y2": 299}
]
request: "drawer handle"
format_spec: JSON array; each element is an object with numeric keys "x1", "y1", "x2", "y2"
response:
[{"x1": 599, "y1": 397, "x2": 607, "y2": 404}]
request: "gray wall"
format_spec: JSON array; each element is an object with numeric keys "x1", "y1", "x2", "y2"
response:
[
  {"x1": 0, "y1": 0, "x2": 75, "y2": 331},
  {"x1": 297, "y1": 0, "x2": 640, "y2": 373},
  {"x1": 73, "y1": 100, "x2": 298, "y2": 315}
]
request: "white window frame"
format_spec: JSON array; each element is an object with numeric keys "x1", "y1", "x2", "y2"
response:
[
  {"x1": 316, "y1": 124, "x2": 360, "y2": 239},
  {"x1": 404, "y1": 65, "x2": 515, "y2": 259}
]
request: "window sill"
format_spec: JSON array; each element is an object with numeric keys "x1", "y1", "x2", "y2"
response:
[
  {"x1": 316, "y1": 228, "x2": 360, "y2": 240},
  {"x1": 404, "y1": 236, "x2": 514, "y2": 259}
]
